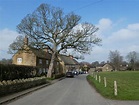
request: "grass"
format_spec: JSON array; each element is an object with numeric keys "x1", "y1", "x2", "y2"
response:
[{"x1": 87, "y1": 71, "x2": 139, "y2": 100}]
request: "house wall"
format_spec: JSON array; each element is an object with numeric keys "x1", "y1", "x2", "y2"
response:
[
  {"x1": 36, "y1": 57, "x2": 49, "y2": 68},
  {"x1": 74, "y1": 65, "x2": 80, "y2": 71},
  {"x1": 65, "y1": 65, "x2": 78, "y2": 71},
  {"x1": 65, "y1": 65, "x2": 71, "y2": 71},
  {"x1": 58, "y1": 57, "x2": 67, "y2": 73},
  {"x1": 13, "y1": 51, "x2": 62, "y2": 75},
  {"x1": 36, "y1": 57, "x2": 50, "y2": 74},
  {"x1": 102, "y1": 64, "x2": 113, "y2": 71},
  {"x1": 12, "y1": 51, "x2": 36, "y2": 66}
]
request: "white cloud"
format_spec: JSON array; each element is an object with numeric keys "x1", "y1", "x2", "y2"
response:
[
  {"x1": 107, "y1": 23, "x2": 139, "y2": 43},
  {"x1": 127, "y1": 23, "x2": 139, "y2": 30},
  {"x1": 125, "y1": 45, "x2": 139, "y2": 53},
  {"x1": 97, "y1": 18, "x2": 112, "y2": 30},
  {"x1": 96, "y1": 18, "x2": 113, "y2": 36},
  {"x1": 83, "y1": 19, "x2": 139, "y2": 63},
  {"x1": 82, "y1": 46, "x2": 110, "y2": 63},
  {"x1": 0, "y1": 28, "x2": 19, "y2": 59}
]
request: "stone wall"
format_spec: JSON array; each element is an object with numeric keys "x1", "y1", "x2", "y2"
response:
[{"x1": 0, "y1": 76, "x2": 48, "y2": 97}]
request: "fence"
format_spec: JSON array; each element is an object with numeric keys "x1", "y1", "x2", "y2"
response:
[{"x1": 92, "y1": 72, "x2": 118, "y2": 96}]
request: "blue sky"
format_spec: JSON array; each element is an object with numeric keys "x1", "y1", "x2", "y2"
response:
[{"x1": 0, "y1": 0, "x2": 139, "y2": 63}]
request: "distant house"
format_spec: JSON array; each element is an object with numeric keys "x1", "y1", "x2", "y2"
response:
[
  {"x1": 58, "y1": 55, "x2": 80, "y2": 73},
  {"x1": 96, "y1": 63, "x2": 113, "y2": 72},
  {"x1": 12, "y1": 36, "x2": 60, "y2": 74},
  {"x1": 119, "y1": 62, "x2": 128, "y2": 71}
]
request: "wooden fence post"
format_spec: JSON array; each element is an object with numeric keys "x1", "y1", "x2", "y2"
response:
[
  {"x1": 94, "y1": 73, "x2": 96, "y2": 78},
  {"x1": 95, "y1": 75, "x2": 97, "y2": 80},
  {"x1": 92, "y1": 72, "x2": 93, "y2": 77},
  {"x1": 99, "y1": 76, "x2": 101, "y2": 83},
  {"x1": 104, "y1": 77, "x2": 107, "y2": 87},
  {"x1": 114, "y1": 81, "x2": 117, "y2": 96}
]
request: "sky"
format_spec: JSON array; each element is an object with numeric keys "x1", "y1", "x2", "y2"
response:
[{"x1": 0, "y1": 0, "x2": 139, "y2": 63}]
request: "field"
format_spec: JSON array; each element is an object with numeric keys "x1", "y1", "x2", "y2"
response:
[{"x1": 87, "y1": 71, "x2": 139, "y2": 100}]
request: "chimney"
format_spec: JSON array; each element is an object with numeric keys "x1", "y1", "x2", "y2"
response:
[
  {"x1": 43, "y1": 46, "x2": 49, "y2": 52},
  {"x1": 69, "y1": 55, "x2": 73, "y2": 59},
  {"x1": 43, "y1": 48, "x2": 48, "y2": 52},
  {"x1": 24, "y1": 36, "x2": 28, "y2": 45}
]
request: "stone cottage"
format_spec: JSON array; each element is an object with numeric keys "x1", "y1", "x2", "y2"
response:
[
  {"x1": 12, "y1": 36, "x2": 60, "y2": 75},
  {"x1": 96, "y1": 63, "x2": 113, "y2": 72},
  {"x1": 12, "y1": 36, "x2": 80, "y2": 75},
  {"x1": 58, "y1": 55, "x2": 80, "y2": 73}
]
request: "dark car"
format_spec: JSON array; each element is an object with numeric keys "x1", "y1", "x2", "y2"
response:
[{"x1": 66, "y1": 71, "x2": 74, "y2": 78}]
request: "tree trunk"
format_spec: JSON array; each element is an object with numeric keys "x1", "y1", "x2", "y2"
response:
[{"x1": 47, "y1": 52, "x2": 56, "y2": 78}]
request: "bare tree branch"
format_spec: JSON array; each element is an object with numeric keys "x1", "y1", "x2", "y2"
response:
[{"x1": 15, "y1": 3, "x2": 102, "y2": 77}]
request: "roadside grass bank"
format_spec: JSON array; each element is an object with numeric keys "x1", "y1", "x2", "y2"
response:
[{"x1": 87, "y1": 71, "x2": 139, "y2": 100}]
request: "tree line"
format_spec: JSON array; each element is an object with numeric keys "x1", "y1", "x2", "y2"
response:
[
  {"x1": 109, "y1": 50, "x2": 139, "y2": 71},
  {"x1": 90, "y1": 50, "x2": 139, "y2": 71},
  {"x1": 1, "y1": 50, "x2": 139, "y2": 71}
]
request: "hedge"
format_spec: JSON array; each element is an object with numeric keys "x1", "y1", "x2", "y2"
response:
[
  {"x1": 0, "y1": 76, "x2": 48, "y2": 97},
  {"x1": 0, "y1": 64, "x2": 41, "y2": 81}
]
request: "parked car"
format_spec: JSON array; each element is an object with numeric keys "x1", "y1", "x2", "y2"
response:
[
  {"x1": 66, "y1": 71, "x2": 74, "y2": 78},
  {"x1": 79, "y1": 71, "x2": 83, "y2": 74}
]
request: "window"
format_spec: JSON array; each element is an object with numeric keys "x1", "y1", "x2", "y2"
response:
[
  {"x1": 57, "y1": 68, "x2": 59, "y2": 73},
  {"x1": 17, "y1": 58, "x2": 22, "y2": 64},
  {"x1": 39, "y1": 68, "x2": 42, "y2": 74},
  {"x1": 45, "y1": 68, "x2": 48, "y2": 73},
  {"x1": 57, "y1": 62, "x2": 59, "y2": 65},
  {"x1": 43, "y1": 68, "x2": 45, "y2": 73},
  {"x1": 46, "y1": 60, "x2": 49, "y2": 64},
  {"x1": 39, "y1": 59, "x2": 42, "y2": 64}
]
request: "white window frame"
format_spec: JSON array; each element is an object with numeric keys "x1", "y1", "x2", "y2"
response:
[{"x1": 17, "y1": 58, "x2": 22, "y2": 64}]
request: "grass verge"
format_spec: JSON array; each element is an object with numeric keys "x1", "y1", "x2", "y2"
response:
[{"x1": 87, "y1": 71, "x2": 139, "y2": 100}]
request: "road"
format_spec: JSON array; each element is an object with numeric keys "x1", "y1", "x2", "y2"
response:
[{"x1": 7, "y1": 74, "x2": 139, "y2": 105}]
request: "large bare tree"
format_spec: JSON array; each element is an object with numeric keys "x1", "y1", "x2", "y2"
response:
[
  {"x1": 126, "y1": 51, "x2": 139, "y2": 70},
  {"x1": 8, "y1": 34, "x2": 47, "y2": 54},
  {"x1": 8, "y1": 36, "x2": 24, "y2": 54},
  {"x1": 109, "y1": 50, "x2": 123, "y2": 71},
  {"x1": 16, "y1": 3, "x2": 101, "y2": 77}
]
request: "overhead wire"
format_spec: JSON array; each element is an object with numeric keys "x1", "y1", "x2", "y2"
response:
[{"x1": 72, "y1": 0, "x2": 104, "y2": 12}]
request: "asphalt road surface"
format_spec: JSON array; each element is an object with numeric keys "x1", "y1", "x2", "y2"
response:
[{"x1": 7, "y1": 74, "x2": 139, "y2": 105}]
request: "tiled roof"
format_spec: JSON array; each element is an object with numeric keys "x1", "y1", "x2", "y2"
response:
[
  {"x1": 31, "y1": 48, "x2": 51, "y2": 59},
  {"x1": 59, "y1": 55, "x2": 78, "y2": 65}
]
